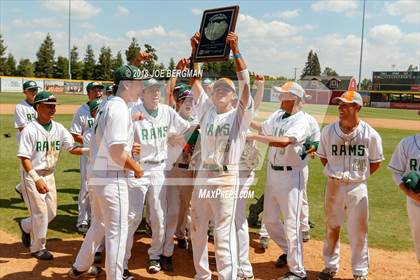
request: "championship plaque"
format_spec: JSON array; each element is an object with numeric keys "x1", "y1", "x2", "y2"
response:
[{"x1": 194, "y1": 6, "x2": 239, "y2": 62}]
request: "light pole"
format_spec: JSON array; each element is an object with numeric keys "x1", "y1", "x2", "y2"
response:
[
  {"x1": 294, "y1": 67, "x2": 298, "y2": 81},
  {"x1": 358, "y1": 0, "x2": 366, "y2": 90},
  {"x1": 68, "y1": 0, "x2": 72, "y2": 79}
]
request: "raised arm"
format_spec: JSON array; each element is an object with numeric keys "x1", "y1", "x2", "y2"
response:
[
  {"x1": 131, "y1": 51, "x2": 153, "y2": 67},
  {"x1": 253, "y1": 74, "x2": 265, "y2": 110},
  {"x1": 190, "y1": 32, "x2": 204, "y2": 102},
  {"x1": 165, "y1": 58, "x2": 190, "y2": 107}
]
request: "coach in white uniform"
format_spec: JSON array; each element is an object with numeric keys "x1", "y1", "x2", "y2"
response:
[
  {"x1": 69, "y1": 65, "x2": 143, "y2": 280},
  {"x1": 316, "y1": 91, "x2": 384, "y2": 280},
  {"x1": 388, "y1": 134, "x2": 420, "y2": 263},
  {"x1": 70, "y1": 81, "x2": 104, "y2": 233},
  {"x1": 190, "y1": 31, "x2": 254, "y2": 280}
]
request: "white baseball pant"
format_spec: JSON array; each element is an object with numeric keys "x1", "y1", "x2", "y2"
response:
[
  {"x1": 191, "y1": 170, "x2": 238, "y2": 280},
  {"x1": 263, "y1": 165, "x2": 307, "y2": 278},
  {"x1": 300, "y1": 166, "x2": 310, "y2": 232},
  {"x1": 407, "y1": 197, "x2": 420, "y2": 262},
  {"x1": 77, "y1": 155, "x2": 91, "y2": 226},
  {"x1": 73, "y1": 174, "x2": 129, "y2": 280},
  {"x1": 163, "y1": 167, "x2": 194, "y2": 257},
  {"x1": 322, "y1": 178, "x2": 369, "y2": 277},
  {"x1": 236, "y1": 170, "x2": 254, "y2": 278},
  {"x1": 21, "y1": 170, "x2": 56, "y2": 253}
]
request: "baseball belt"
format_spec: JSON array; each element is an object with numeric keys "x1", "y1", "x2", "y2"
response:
[{"x1": 270, "y1": 164, "x2": 293, "y2": 171}]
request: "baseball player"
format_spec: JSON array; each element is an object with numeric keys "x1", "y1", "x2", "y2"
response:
[
  {"x1": 14, "y1": 80, "x2": 40, "y2": 198},
  {"x1": 316, "y1": 91, "x2": 384, "y2": 280},
  {"x1": 123, "y1": 78, "x2": 192, "y2": 278},
  {"x1": 70, "y1": 81, "x2": 104, "y2": 234},
  {"x1": 162, "y1": 88, "x2": 200, "y2": 270},
  {"x1": 189, "y1": 31, "x2": 254, "y2": 280},
  {"x1": 105, "y1": 84, "x2": 113, "y2": 97},
  {"x1": 248, "y1": 82, "x2": 311, "y2": 280},
  {"x1": 69, "y1": 65, "x2": 144, "y2": 280},
  {"x1": 388, "y1": 134, "x2": 420, "y2": 263},
  {"x1": 17, "y1": 91, "x2": 87, "y2": 260}
]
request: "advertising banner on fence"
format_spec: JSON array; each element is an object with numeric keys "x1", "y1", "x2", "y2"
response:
[
  {"x1": 0, "y1": 77, "x2": 22, "y2": 93},
  {"x1": 64, "y1": 81, "x2": 83, "y2": 94},
  {"x1": 23, "y1": 78, "x2": 45, "y2": 91},
  {"x1": 44, "y1": 80, "x2": 64, "y2": 94}
]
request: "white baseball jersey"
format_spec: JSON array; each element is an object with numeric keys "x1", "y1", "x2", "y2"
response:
[
  {"x1": 317, "y1": 120, "x2": 384, "y2": 182},
  {"x1": 130, "y1": 103, "x2": 190, "y2": 163},
  {"x1": 14, "y1": 100, "x2": 37, "y2": 141},
  {"x1": 70, "y1": 103, "x2": 95, "y2": 141},
  {"x1": 303, "y1": 112, "x2": 320, "y2": 142},
  {"x1": 388, "y1": 134, "x2": 420, "y2": 178},
  {"x1": 195, "y1": 72, "x2": 253, "y2": 166},
  {"x1": 17, "y1": 121, "x2": 75, "y2": 170},
  {"x1": 88, "y1": 95, "x2": 133, "y2": 176},
  {"x1": 261, "y1": 110, "x2": 309, "y2": 168}
]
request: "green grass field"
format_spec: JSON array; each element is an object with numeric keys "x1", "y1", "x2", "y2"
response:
[{"x1": 0, "y1": 113, "x2": 416, "y2": 251}]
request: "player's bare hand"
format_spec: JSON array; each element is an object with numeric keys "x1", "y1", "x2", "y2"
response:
[
  {"x1": 226, "y1": 32, "x2": 239, "y2": 52},
  {"x1": 190, "y1": 32, "x2": 200, "y2": 52},
  {"x1": 176, "y1": 58, "x2": 190, "y2": 70},
  {"x1": 134, "y1": 165, "x2": 144, "y2": 178},
  {"x1": 246, "y1": 133, "x2": 257, "y2": 141},
  {"x1": 132, "y1": 112, "x2": 145, "y2": 121},
  {"x1": 310, "y1": 152, "x2": 316, "y2": 159},
  {"x1": 35, "y1": 179, "x2": 49, "y2": 194},
  {"x1": 132, "y1": 142, "x2": 141, "y2": 156},
  {"x1": 137, "y1": 51, "x2": 152, "y2": 62}
]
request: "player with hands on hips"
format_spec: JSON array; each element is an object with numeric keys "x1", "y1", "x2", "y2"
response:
[
  {"x1": 17, "y1": 91, "x2": 88, "y2": 260},
  {"x1": 388, "y1": 134, "x2": 420, "y2": 263},
  {"x1": 316, "y1": 91, "x2": 384, "y2": 280}
]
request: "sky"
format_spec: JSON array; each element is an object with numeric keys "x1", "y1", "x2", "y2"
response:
[{"x1": 0, "y1": 0, "x2": 418, "y2": 80}]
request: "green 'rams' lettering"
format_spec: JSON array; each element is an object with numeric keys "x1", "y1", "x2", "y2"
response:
[
  {"x1": 409, "y1": 159, "x2": 419, "y2": 171},
  {"x1": 206, "y1": 123, "x2": 230, "y2": 136},
  {"x1": 35, "y1": 140, "x2": 61, "y2": 152},
  {"x1": 87, "y1": 119, "x2": 94, "y2": 128},
  {"x1": 26, "y1": 113, "x2": 36, "y2": 121},
  {"x1": 141, "y1": 126, "x2": 168, "y2": 141},
  {"x1": 332, "y1": 144, "x2": 365, "y2": 156}
]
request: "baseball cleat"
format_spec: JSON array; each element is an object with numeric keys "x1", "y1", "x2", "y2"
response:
[
  {"x1": 68, "y1": 265, "x2": 102, "y2": 279},
  {"x1": 31, "y1": 249, "x2": 53, "y2": 260},
  {"x1": 15, "y1": 184, "x2": 23, "y2": 200},
  {"x1": 302, "y1": 231, "x2": 310, "y2": 242},
  {"x1": 122, "y1": 269, "x2": 135, "y2": 280},
  {"x1": 17, "y1": 219, "x2": 30, "y2": 247},
  {"x1": 278, "y1": 272, "x2": 307, "y2": 280},
  {"x1": 160, "y1": 255, "x2": 174, "y2": 271},
  {"x1": 177, "y1": 238, "x2": 187, "y2": 249},
  {"x1": 259, "y1": 236, "x2": 270, "y2": 249},
  {"x1": 309, "y1": 220, "x2": 315, "y2": 228},
  {"x1": 275, "y1": 253, "x2": 288, "y2": 268},
  {"x1": 148, "y1": 259, "x2": 161, "y2": 273},
  {"x1": 353, "y1": 276, "x2": 368, "y2": 280},
  {"x1": 238, "y1": 275, "x2": 255, "y2": 280},
  {"x1": 76, "y1": 223, "x2": 89, "y2": 234},
  {"x1": 317, "y1": 268, "x2": 336, "y2": 280}
]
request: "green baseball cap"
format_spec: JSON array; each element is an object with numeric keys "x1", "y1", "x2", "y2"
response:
[
  {"x1": 23, "y1": 80, "x2": 40, "y2": 91},
  {"x1": 174, "y1": 82, "x2": 190, "y2": 94},
  {"x1": 105, "y1": 84, "x2": 113, "y2": 92},
  {"x1": 86, "y1": 82, "x2": 104, "y2": 92},
  {"x1": 113, "y1": 65, "x2": 141, "y2": 84},
  {"x1": 143, "y1": 78, "x2": 161, "y2": 90},
  {"x1": 34, "y1": 91, "x2": 57, "y2": 105},
  {"x1": 89, "y1": 98, "x2": 103, "y2": 113}
]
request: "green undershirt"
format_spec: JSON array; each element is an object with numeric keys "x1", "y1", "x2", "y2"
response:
[
  {"x1": 39, "y1": 121, "x2": 52, "y2": 132},
  {"x1": 145, "y1": 107, "x2": 158, "y2": 118}
]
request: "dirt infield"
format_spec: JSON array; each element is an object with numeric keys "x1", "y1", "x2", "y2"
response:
[
  {"x1": 1, "y1": 104, "x2": 418, "y2": 131},
  {"x1": 0, "y1": 230, "x2": 417, "y2": 280}
]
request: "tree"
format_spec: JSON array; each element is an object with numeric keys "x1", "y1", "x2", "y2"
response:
[
  {"x1": 202, "y1": 60, "x2": 236, "y2": 80},
  {"x1": 125, "y1": 37, "x2": 141, "y2": 64},
  {"x1": 141, "y1": 43, "x2": 161, "y2": 73},
  {"x1": 300, "y1": 50, "x2": 321, "y2": 78},
  {"x1": 96, "y1": 46, "x2": 113, "y2": 80},
  {"x1": 360, "y1": 78, "x2": 372, "y2": 90},
  {"x1": 5, "y1": 53, "x2": 16, "y2": 76},
  {"x1": 34, "y1": 34, "x2": 55, "y2": 77},
  {"x1": 0, "y1": 34, "x2": 7, "y2": 75},
  {"x1": 322, "y1": 67, "x2": 338, "y2": 76},
  {"x1": 54, "y1": 56, "x2": 69, "y2": 78},
  {"x1": 16, "y1": 59, "x2": 34, "y2": 77},
  {"x1": 112, "y1": 51, "x2": 124, "y2": 70},
  {"x1": 82, "y1": 45, "x2": 96, "y2": 80},
  {"x1": 70, "y1": 46, "x2": 83, "y2": 79},
  {"x1": 168, "y1": 57, "x2": 175, "y2": 70},
  {"x1": 312, "y1": 53, "x2": 321, "y2": 76}
]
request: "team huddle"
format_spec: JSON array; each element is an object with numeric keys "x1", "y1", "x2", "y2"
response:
[{"x1": 13, "y1": 32, "x2": 420, "y2": 280}]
